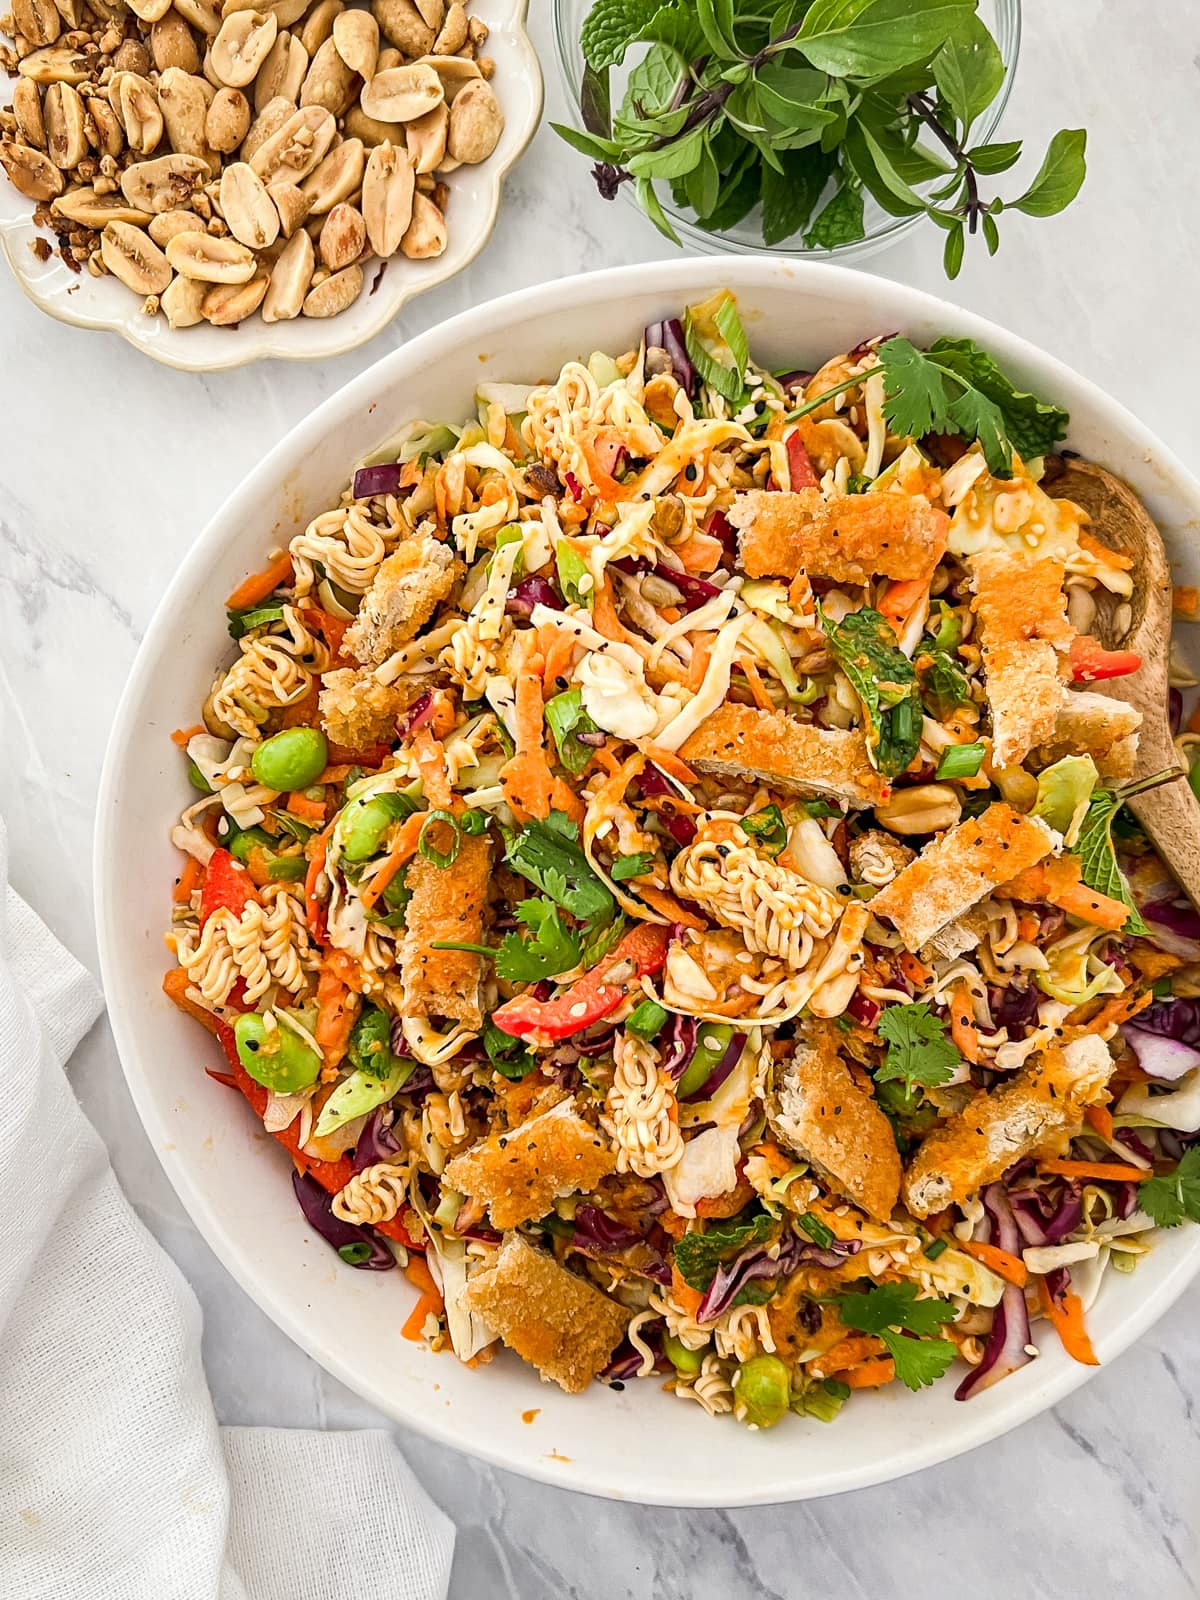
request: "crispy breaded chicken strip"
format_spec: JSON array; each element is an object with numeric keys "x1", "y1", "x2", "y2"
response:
[
  {"x1": 902, "y1": 1035, "x2": 1114, "y2": 1217},
  {"x1": 461, "y1": 1231, "x2": 631, "y2": 1393},
  {"x1": 679, "y1": 704, "x2": 888, "y2": 807},
  {"x1": 344, "y1": 533, "x2": 461, "y2": 666},
  {"x1": 767, "y1": 1024, "x2": 901, "y2": 1221},
  {"x1": 399, "y1": 833, "x2": 491, "y2": 1029},
  {"x1": 870, "y1": 803, "x2": 1058, "y2": 954},
  {"x1": 443, "y1": 1099, "x2": 617, "y2": 1230},
  {"x1": 731, "y1": 488, "x2": 949, "y2": 584},
  {"x1": 318, "y1": 667, "x2": 417, "y2": 750},
  {"x1": 1034, "y1": 689, "x2": 1142, "y2": 779},
  {"x1": 969, "y1": 550, "x2": 1073, "y2": 766}
]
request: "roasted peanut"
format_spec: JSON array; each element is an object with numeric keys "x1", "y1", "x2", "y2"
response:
[
  {"x1": 874, "y1": 784, "x2": 963, "y2": 836},
  {"x1": 12, "y1": 79, "x2": 47, "y2": 149},
  {"x1": 254, "y1": 30, "x2": 307, "y2": 110},
  {"x1": 331, "y1": 7, "x2": 377, "y2": 79},
  {"x1": 205, "y1": 85, "x2": 251, "y2": 151},
  {"x1": 43, "y1": 81, "x2": 88, "y2": 169},
  {"x1": 301, "y1": 259, "x2": 361, "y2": 315},
  {"x1": 0, "y1": 138, "x2": 64, "y2": 199},
  {"x1": 160, "y1": 270, "x2": 207, "y2": 326},
  {"x1": 12, "y1": 0, "x2": 61, "y2": 48},
  {"x1": 372, "y1": 0, "x2": 433, "y2": 55},
  {"x1": 210, "y1": 8, "x2": 278, "y2": 87},
  {"x1": 361, "y1": 137, "x2": 412, "y2": 255},
  {"x1": 298, "y1": 0, "x2": 341, "y2": 55},
  {"x1": 53, "y1": 185, "x2": 153, "y2": 225},
  {"x1": 403, "y1": 100, "x2": 446, "y2": 172},
  {"x1": 400, "y1": 187, "x2": 444, "y2": 257},
  {"x1": 18, "y1": 45, "x2": 90, "y2": 85},
  {"x1": 318, "y1": 199, "x2": 363, "y2": 268},
  {"x1": 121, "y1": 151, "x2": 208, "y2": 212},
  {"x1": 149, "y1": 206, "x2": 205, "y2": 244},
  {"x1": 360, "y1": 63, "x2": 442, "y2": 123},
  {"x1": 151, "y1": 11, "x2": 202, "y2": 73},
  {"x1": 219, "y1": 159, "x2": 280, "y2": 246},
  {"x1": 116, "y1": 72, "x2": 164, "y2": 155},
  {"x1": 165, "y1": 226, "x2": 257, "y2": 280},
  {"x1": 268, "y1": 176, "x2": 311, "y2": 235},
  {"x1": 298, "y1": 133, "x2": 363, "y2": 213},
  {"x1": 157, "y1": 67, "x2": 211, "y2": 160},
  {"x1": 432, "y1": 1, "x2": 465, "y2": 54},
  {"x1": 100, "y1": 219, "x2": 172, "y2": 292},
  {"x1": 248, "y1": 102, "x2": 335, "y2": 182},
  {"x1": 202, "y1": 270, "x2": 268, "y2": 322},
  {"x1": 446, "y1": 75, "x2": 500, "y2": 162},
  {"x1": 261, "y1": 222, "x2": 312, "y2": 319}
]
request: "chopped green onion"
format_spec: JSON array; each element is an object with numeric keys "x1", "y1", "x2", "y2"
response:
[
  {"x1": 267, "y1": 855, "x2": 307, "y2": 881},
  {"x1": 418, "y1": 809, "x2": 461, "y2": 868},
  {"x1": 924, "y1": 1237, "x2": 949, "y2": 1260},
  {"x1": 801, "y1": 799, "x2": 841, "y2": 819},
  {"x1": 492, "y1": 523, "x2": 525, "y2": 580},
  {"x1": 936, "y1": 741, "x2": 986, "y2": 780},
  {"x1": 742, "y1": 803, "x2": 787, "y2": 853},
  {"x1": 822, "y1": 1378, "x2": 851, "y2": 1400},
  {"x1": 1152, "y1": 977, "x2": 1173, "y2": 998},
  {"x1": 611, "y1": 852, "x2": 655, "y2": 882},
  {"x1": 626, "y1": 999, "x2": 668, "y2": 1040},
  {"x1": 797, "y1": 1212, "x2": 834, "y2": 1248},
  {"x1": 227, "y1": 602, "x2": 285, "y2": 640},
  {"x1": 458, "y1": 809, "x2": 489, "y2": 835},
  {"x1": 338, "y1": 1242, "x2": 372, "y2": 1265}
]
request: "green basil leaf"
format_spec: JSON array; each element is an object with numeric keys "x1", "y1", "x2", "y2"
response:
[
  {"x1": 932, "y1": 15, "x2": 1004, "y2": 134},
  {"x1": 967, "y1": 138, "x2": 1022, "y2": 174},
  {"x1": 629, "y1": 123, "x2": 708, "y2": 179},
  {"x1": 635, "y1": 173, "x2": 681, "y2": 243},
  {"x1": 551, "y1": 121, "x2": 622, "y2": 162},
  {"x1": 684, "y1": 135, "x2": 722, "y2": 218},
  {"x1": 696, "y1": 0, "x2": 742, "y2": 61},
  {"x1": 942, "y1": 217, "x2": 965, "y2": 278},
  {"x1": 795, "y1": 0, "x2": 976, "y2": 78},
  {"x1": 1011, "y1": 127, "x2": 1087, "y2": 217}
]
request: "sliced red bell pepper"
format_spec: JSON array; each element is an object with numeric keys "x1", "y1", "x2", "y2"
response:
[
  {"x1": 200, "y1": 847, "x2": 257, "y2": 927},
  {"x1": 785, "y1": 428, "x2": 818, "y2": 489},
  {"x1": 215, "y1": 1022, "x2": 423, "y2": 1250},
  {"x1": 492, "y1": 922, "x2": 671, "y2": 1043},
  {"x1": 1069, "y1": 635, "x2": 1142, "y2": 683}
]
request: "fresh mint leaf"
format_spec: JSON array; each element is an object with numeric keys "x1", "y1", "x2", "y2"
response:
[
  {"x1": 1139, "y1": 1148, "x2": 1200, "y2": 1229},
  {"x1": 805, "y1": 174, "x2": 865, "y2": 249},
  {"x1": 640, "y1": 4, "x2": 708, "y2": 61},
  {"x1": 581, "y1": 0, "x2": 660, "y2": 70},
  {"x1": 1074, "y1": 785, "x2": 1148, "y2": 936},
  {"x1": 795, "y1": 0, "x2": 975, "y2": 78},
  {"x1": 876, "y1": 1001, "x2": 961, "y2": 1089},
  {"x1": 932, "y1": 15, "x2": 1004, "y2": 133},
  {"x1": 674, "y1": 1208, "x2": 774, "y2": 1290},
  {"x1": 1011, "y1": 127, "x2": 1087, "y2": 217},
  {"x1": 819, "y1": 604, "x2": 923, "y2": 777}
]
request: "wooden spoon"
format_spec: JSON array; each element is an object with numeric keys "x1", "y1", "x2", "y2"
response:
[{"x1": 1043, "y1": 454, "x2": 1200, "y2": 910}]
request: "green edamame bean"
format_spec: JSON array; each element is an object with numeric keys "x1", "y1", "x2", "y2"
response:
[
  {"x1": 736, "y1": 1354, "x2": 791, "y2": 1429},
  {"x1": 340, "y1": 795, "x2": 397, "y2": 862},
  {"x1": 250, "y1": 726, "x2": 328, "y2": 792},
  {"x1": 229, "y1": 826, "x2": 273, "y2": 865},
  {"x1": 187, "y1": 759, "x2": 213, "y2": 794},
  {"x1": 234, "y1": 1011, "x2": 322, "y2": 1094},
  {"x1": 664, "y1": 1334, "x2": 703, "y2": 1377}
]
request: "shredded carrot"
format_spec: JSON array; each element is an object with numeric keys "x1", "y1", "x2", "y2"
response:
[
  {"x1": 411, "y1": 726, "x2": 452, "y2": 810},
  {"x1": 314, "y1": 959, "x2": 357, "y2": 1073},
  {"x1": 897, "y1": 950, "x2": 933, "y2": 987},
  {"x1": 286, "y1": 788, "x2": 327, "y2": 824},
  {"x1": 673, "y1": 532, "x2": 723, "y2": 574},
  {"x1": 735, "y1": 656, "x2": 775, "y2": 711},
  {"x1": 589, "y1": 744, "x2": 623, "y2": 776},
  {"x1": 172, "y1": 856, "x2": 205, "y2": 905},
  {"x1": 640, "y1": 745, "x2": 698, "y2": 787},
  {"x1": 629, "y1": 882, "x2": 707, "y2": 929},
  {"x1": 171, "y1": 723, "x2": 205, "y2": 749},
  {"x1": 225, "y1": 551, "x2": 293, "y2": 611},
  {"x1": 809, "y1": 1335, "x2": 887, "y2": 1379},
  {"x1": 752, "y1": 1141, "x2": 794, "y2": 1179},
  {"x1": 398, "y1": 458, "x2": 422, "y2": 490},
  {"x1": 658, "y1": 604, "x2": 683, "y2": 624},
  {"x1": 580, "y1": 429, "x2": 625, "y2": 502},
  {"x1": 304, "y1": 826, "x2": 331, "y2": 938},
  {"x1": 841, "y1": 1359, "x2": 897, "y2": 1389},
  {"x1": 540, "y1": 626, "x2": 578, "y2": 692},
  {"x1": 949, "y1": 981, "x2": 981, "y2": 1065},
  {"x1": 314, "y1": 764, "x2": 355, "y2": 785},
  {"x1": 402, "y1": 1294, "x2": 442, "y2": 1341},
  {"x1": 428, "y1": 689, "x2": 457, "y2": 741},
  {"x1": 687, "y1": 639, "x2": 712, "y2": 694},
  {"x1": 670, "y1": 1264, "x2": 703, "y2": 1319},
  {"x1": 359, "y1": 811, "x2": 426, "y2": 911},
  {"x1": 1130, "y1": 945, "x2": 1184, "y2": 981},
  {"x1": 1074, "y1": 989, "x2": 1153, "y2": 1032},
  {"x1": 1037, "y1": 1279, "x2": 1099, "y2": 1366},
  {"x1": 592, "y1": 574, "x2": 634, "y2": 644},
  {"x1": 1005, "y1": 858, "x2": 1130, "y2": 932},
  {"x1": 959, "y1": 1239, "x2": 1028, "y2": 1288},
  {"x1": 1084, "y1": 1102, "x2": 1115, "y2": 1142},
  {"x1": 404, "y1": 1254, "x2": 440, "y2": 1299},
  {"x1": 500, "y1": 636, "x2": 582, "y2": 822},
  {"x1": 1078, "y1": 528, "x2": 1133, "y2": 571},
  {"x1": 162, "y1": 966, "x2": 223, "y2": 1035},
  {"x1": 1039, "y1": 1159, "x2": 1149, "y2": 1182},
  {"x1": 878, "y1": 577, "x2": 930, "y2": 635},
  {"x1": 1017, "y1": 910, "x2": 1040, "y2": 942}
]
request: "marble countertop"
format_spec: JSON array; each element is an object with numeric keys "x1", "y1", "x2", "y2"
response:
[{"x1": 3, "y1": 2, "x2": 1199, "y2": 1593}]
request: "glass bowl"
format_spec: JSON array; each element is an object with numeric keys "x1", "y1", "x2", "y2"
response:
[{"x1": 551, "y1": 0, "x2": 1022, "y2": 261}]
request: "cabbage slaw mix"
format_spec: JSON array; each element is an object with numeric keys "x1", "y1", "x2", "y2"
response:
[{"x1": 163, "y1": 292, "x2": 1200, "y2": 1428}]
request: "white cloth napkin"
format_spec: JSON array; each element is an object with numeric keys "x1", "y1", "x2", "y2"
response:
[{"x1": 0, "y1": 822, "x2": 455, "y2": 1600}]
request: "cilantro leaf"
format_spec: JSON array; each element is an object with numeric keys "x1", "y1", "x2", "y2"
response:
[
  {"x1": 878, "y1": 335, "x2": 1069, "y2": 477},
  {"x1": 673, "y1": 1208, "x2": 774, "y2": 1291},
  {"x1": 876, "y1": 1001, "x2": 961, "y2": 1089},
  {"x1": 506, "y1": 814, "x2": 615, "y2": 925},
  {"x1": 611, "y1": 852, "x2": 655, "y2": 882},
  {"x1": 1138, "y1": 1147, "x2": 1200, "y2": 1229},
  {"x1": 878, "y1": 1328, "x2": 957, "y2": 1391},
  {"x1": 1074, "y1": 785, "x2": 1148, "y2": 936},
  {"x1": 483, "y1": 1019, "x2": 537, "y2": 1082},
  {"x1": 580, "y1": 0, "x2": 660, "y2": 69},
  {"x1": 545, "y1": 687, "x2": 601, "y2": 777},
  {"x1": 819, "y1": 604, "x2": 923, "y2": 777},
  {"x1": 493, "y1": 900, "x2": 583, "y2": 984}
]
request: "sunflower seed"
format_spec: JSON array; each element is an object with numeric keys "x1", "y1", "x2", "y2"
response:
[
  {"x1": 361, "y1": 138, "x2": 412, "y2": 256},
  {"x1": 165, "y1": 226, "x2": 258, "y2": 280},
  {"x1": 101, "y1": 220, "x2": 173, "y2": 293},
  {"x1": 331, "y1": 7, "x2": 377, "y2": 79},
  {"x1": 446, "y1": 75, "x2": 501, "y2": 163},
  {"x1": 360, "y1": 63, "x2": 442, "y2": 124},
  {"x1": 301, "y1": 259, "x2": 361, "y2": 316},
  {"x1": 121, "y1": 151, "x2": 209, "y2": 212},
  {"x1": 202, "y1": 271, "x2": 268, "y2": 322},
  {"x1": 0, "y1": 138, "x2": 64, "y2": 200},
  {"x1": 161, "y1": 271, "x2": 208, "y2": 327},
  {"x1": 261, "y1": 222, "x2": 312, "y2": 320},
  {"x1": 219, "y1": 159, "x2": 280, "y2": 247},
  {"x1": 210, "y1": 9, "x2": 278, "y2": 88},
  {"x1": 298, "y1": 134, "x2": 363, "y2": 213}
]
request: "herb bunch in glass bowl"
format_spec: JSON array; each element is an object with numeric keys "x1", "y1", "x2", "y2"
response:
[{"x1": 551, "y1": 0, "x2": 1086, "y2": 273}]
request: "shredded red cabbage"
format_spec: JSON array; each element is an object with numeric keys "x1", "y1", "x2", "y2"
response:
[
  {"x1": 1144, "y1": 899, "x2": 1200, "y2": 943},
  {"x1": 1124, "y1": 1020, "x2": 1200, "y2": 1080},
  {"x1": 660, "y1": 1014, "x2": 699, "y2": 1081},
  {"x1": 846, "y1": 989, "x2": 880, "y2": 1027},
  {"x1": 989, "y1": 980, "x2": 1041, "y2": 1033},
  {"x1": 506, "y1": 575, "x2": 564, "y2": 617},
  {"x1": 1128, "y1": 996, "x2": 1200, "y2": 1050},
  {"x1": 396, "y1": 690, "x2": 433, "y2": 736},
  {"x1": 1169, "y1": 688, "x2": 1183, "y2": 735},
  {"x1": 679, "y1": 1031, "x2": 746, "y2": 1103},
  {"x1": 572, "y1": 1206, "x2": 672, "y2": 1285},
  {"x1": 638, "y1": 766, "x2": 698, "y2": 846},
  {"x1": 956, "y1": 1184, "x2": 1034, "y2": 1400},
  {"x1": 352, "y1": 463, "x2": 403, "y2": 499},
  {"x1": 352, "y1": 1107, "x2": 404, "y2": 1173},
  {"x1": 643, "y1": 317, "x2": 696, "y2": 396},
  {"x1": 291, "y1": 1170, "x2": 394, "y2": 1270}
]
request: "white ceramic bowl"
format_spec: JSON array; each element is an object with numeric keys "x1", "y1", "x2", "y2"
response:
[
  {"x1": 95, "y1": 258, "x2": 1200, "y2": 1505},
  {"x1": 0, "y1": 0, "x2": 541, "y2": 372}
]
